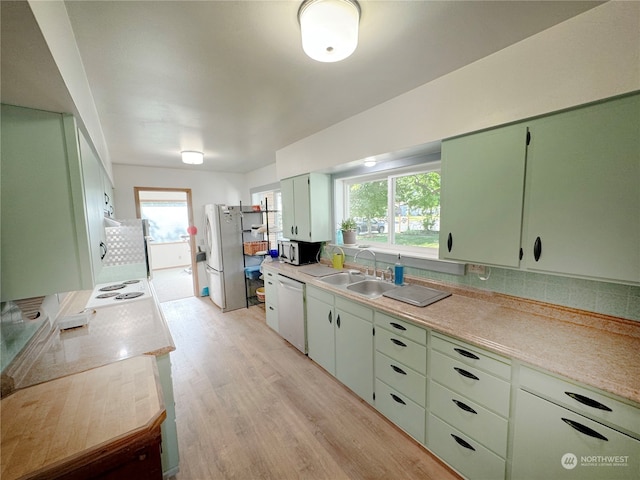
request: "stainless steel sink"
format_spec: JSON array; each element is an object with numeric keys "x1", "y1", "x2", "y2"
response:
[
  {"x1": 346, "y1": 279, "x2": 397, "y2": 298},
  {"x1": 319, "y1": 270, "x2": 365, "y2": 286}
]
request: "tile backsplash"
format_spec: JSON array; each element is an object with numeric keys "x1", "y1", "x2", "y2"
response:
[{"x1": 407, "y1": 265, "x2": 640, "y2": 322}]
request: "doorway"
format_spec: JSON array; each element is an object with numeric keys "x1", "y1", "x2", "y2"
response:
[{"x1": 134, "y1": 187, "x2": 198, "y2": 301}]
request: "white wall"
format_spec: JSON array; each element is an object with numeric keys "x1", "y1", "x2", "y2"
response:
[
  {"x1": 277, "y1": 1, "x2": 640, "y2": 178},
  {"x1": 149, "y1": 242, "x2": 191, "y2": 270},
  {"x1": 246, "y1": 163, "x2": 279, "y2": 192},
  {"x1": 113, "y1": 164, "x2": 248, "y2": 250}
]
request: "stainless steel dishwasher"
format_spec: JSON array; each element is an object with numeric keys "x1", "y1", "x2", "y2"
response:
[{"x1": 276, "y1": 274, "x2": 306, "y2": 353}]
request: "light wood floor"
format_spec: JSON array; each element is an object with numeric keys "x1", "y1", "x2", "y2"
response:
[{"x1": 162, "y1": 297, "x2": 460, "y2": 480}]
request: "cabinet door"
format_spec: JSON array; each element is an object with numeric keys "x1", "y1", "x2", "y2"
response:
[
  {"x1": 512, "y1": 390, "x2": 640, "y2": 480},
  {"x1": 292, "y1": 174, "x2": 311, "y2": 240},
  {"x1": 306, "y1": 295, "x2": 335, "y2": 375},
  {"x1": 1, "y1": 105, "x2": 92, "y2": 301},
  {"x1": 439, "y1": 124, "x2": 527, "y2": 267},
  {"x1": 79, "y1": 130, "x2": 107, "y2": 282},
  {"x1": 523, "y1": 94, "x2": 640, "y2": 283},
  {"x1": 280, "y1": 177, "x2": 296, "y2": 239},
  {"x1": 335, "y1": 308, "x2": 374, "y2": 404}
]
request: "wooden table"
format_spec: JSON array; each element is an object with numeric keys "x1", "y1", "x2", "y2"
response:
[{"x1": 1, "y1": 355, "x2": 166, "y2": 480}]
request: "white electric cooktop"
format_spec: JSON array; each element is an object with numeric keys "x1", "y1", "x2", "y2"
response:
[{"x1": 85, "y1": 278, "x2": 151, "y2": 310}]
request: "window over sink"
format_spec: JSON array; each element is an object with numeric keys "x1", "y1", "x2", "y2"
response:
[{"x1": 336, "y1": 163, "x2": 441, "y2": 257}]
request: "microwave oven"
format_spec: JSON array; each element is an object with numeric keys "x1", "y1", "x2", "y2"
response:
[{"x1": 278, "y1": 240, "x2": 322, "y2": 266}]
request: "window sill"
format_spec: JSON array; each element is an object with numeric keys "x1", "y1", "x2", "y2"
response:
[{"x1": 326, "y1": 244, "x2": 465, "y2": 276}]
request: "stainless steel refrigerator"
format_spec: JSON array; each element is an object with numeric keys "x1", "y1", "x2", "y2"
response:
[{"x1": 204, "y1": 205, "x2": 246, "y2": 312}]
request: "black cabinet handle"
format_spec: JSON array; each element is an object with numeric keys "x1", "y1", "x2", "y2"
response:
[
  {"x1": 451, "y1": 434, "x2": 475, "y2": 451},
  {"x1": 328, "y1": 311, "x2": 332, "y2": 324},
  {"x1": 295, "y1": 226, "x2": 298, "y2": 235},
  {"x1": 519, "y1": 247, "x2": 523, "y2": 261},
  {"x1": 447, "y1": 232, "x2": 453, "y2": 252},
  {"x1": 336, "y1": 314, "x2": 341, "y2": 328},
  {"x1": 454, "y1": 347, "x2": 480, "y2": 360},
  {"x1": 565, "y1": 392, "x2": 612, "y2": 412},
  {"x1": 268, "y1": 306, "x2": 274, "y2": 311},
  {"x1": 104, "y1": 192, "x2": 110, "y2": 205},
  {"x1": 454, "y1": 367, "x2": 479, "y2": 381},
  {"x1": 290, "y1": 226, "x2": 294, "y2": 235},
  {"x1": 452, "y1": 399, "x2": 477, "y2": 414},
  {"x1": 561, "y1": 418, "x2": 608, "y2": 441},
  {"x1": 390, "y1": 322, "x2": 406, "y2": 331},
  {"x1": 391, "y1": 365, "x2": 407, "y2": 375},
  {"x1": 100, "y1": 241, "x2": 108, "y2": 260},
  {"x1": 390, "y1": 338, "x2": 407, "y2": 348},
  {"x1": 533, "y1": 236, "x2": 542, "y2": 261},
  {"x1": 390, "y1": 393, "x2": 406, "y2": 405}
]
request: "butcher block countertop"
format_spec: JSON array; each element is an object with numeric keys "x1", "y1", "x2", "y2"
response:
[
  {"x1": 5, "y1": 285, "x2": 175, "y2": 395},
  {"x1": 266, "y1": 261, "x2": 640, "y2": 405},
  {"x1": 0, "y1": 355, "x2": 166, "y2": 480}
]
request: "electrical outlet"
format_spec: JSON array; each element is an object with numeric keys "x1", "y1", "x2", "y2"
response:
[{"x1": 467, "y1": 264, "x2": 486, "y2": 275}]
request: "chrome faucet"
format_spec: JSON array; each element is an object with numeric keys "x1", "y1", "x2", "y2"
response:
[{"x1": 353, "y1": 248, "x2": 376, "y2": 277}]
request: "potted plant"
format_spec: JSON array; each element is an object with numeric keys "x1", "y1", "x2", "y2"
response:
[{"x1": 340, "y1": 218, "x2": 357, "y2": 245}]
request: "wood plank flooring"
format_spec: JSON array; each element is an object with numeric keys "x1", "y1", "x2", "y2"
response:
[{"x1": 162, "y1": 297, "x2": 460, "y2": 480}]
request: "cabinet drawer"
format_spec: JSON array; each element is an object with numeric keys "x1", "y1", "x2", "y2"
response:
[
  {"x1": 306, "y1": 285, "x2": 334, "y2": 305},
  {"x1": 336, "y1": 296, "x2": 373, "y2": 321},
  {"x1": 429, "y1": 380, "x2": 508, "y2": 457},
  {"x1": 520, "y1": 366, "x2": 640, "y2": 437},
  {"x1": 428, "y1": 414, "x2": 506, "y2": 480},
  {"x1": 432, "y1": 333, "x2": 510, "y2": 380},
  {"x1": 374, "y1": 312, "x2": 427, "y2": 345},
  {"x1": 512, "y1": 390, "x2": 640, "y2": 480},
  {"x1": 264, "y1": 274, "x2": 278, "y2": 305},
  {"x1": 431, "y1": 351, "x2": 510, "y2": 417},
  {"x1": 376, "y1": 327, "x2": 427, "y2": 375},
  {"x1": 266, "y1": 302, "x2": 278, "y2": 332},
  {"x1": 375, "y1": 379, "x2": 425, "y2": 443},
  {"x1": 375, "y1": 351, "x2": 426, "y2": 407}
]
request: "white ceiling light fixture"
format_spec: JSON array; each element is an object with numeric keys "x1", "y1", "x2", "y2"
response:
[
  {"x1": 181, "y1": 150, "x2": 204, "y2": 165},
  {"x1": 363, "y1": 158, "x2": 376, "y2": 167},
  {"x1": 298, "y1": 0, "x2": 360, "y2": 63}
]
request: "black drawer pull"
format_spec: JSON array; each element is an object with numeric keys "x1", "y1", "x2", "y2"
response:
[
  {"x1": 451, "y1": 434, "x2": 475, "y2": 451},
  {"x1": 454, "y1": 347, "x2": 480, "y2": 360},
  {"x1": 447, "y1": 232, "x2": 453, "y2": 252},
  {"x1": 390, "y1": 338, "x2": 407, "y2": 348},
  {"x1": 391, "y1": 365, "x2": 407, "y2": 375},
  {"x1": 390, "y1": 322, "x2": 406, "y2": 331},
  {"x1": 390, "y1": 393, "x2": 406, "y2": 405},
  {"x1": 565, "y1": 392, "x2": 612, "y2": 412},
  {"x1": 561, "y1": 418, "x2": 608, "y2": 441},
  {"x1": 454, "y1": 367, "x2": 479, "y2": 381},
  {"x1": 452, "y1": 399, "x2": 477, "y2": 414}
]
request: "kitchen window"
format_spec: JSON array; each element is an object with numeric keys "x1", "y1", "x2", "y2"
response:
[{"x1": 337, "y1": 164, "x2": 441, "y2": 256}]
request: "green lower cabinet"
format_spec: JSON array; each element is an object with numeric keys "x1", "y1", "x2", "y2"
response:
[
  {"x1": 306, "y1": 292, "x2": 335, "y2": 375},
  {"x1": 511, "y1": 390, "x2": 640, "y2": 480},
  {"x1": 427, "y1": 414, "x2": 506, "y2": 480},
  {"x1": 429, "y1": 380, "x2": 508, "y2": 458},
  {"x1": 375, "y1": 379, "x2": 425, "y2": 443},
  {"x1": 156, "y1": 353, "x2": 179, "y2": 476},
  {"x1": 335, "y1": 300, "x2": 374, "y2": 404}
]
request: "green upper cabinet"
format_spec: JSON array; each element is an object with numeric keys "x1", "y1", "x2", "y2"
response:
[
  {"x1": 281, "y1": 173, "x2": 331, "y2": 242},
  {"x1": 522, "y1": 94, "x2": 640, "y2": 283},
  {"x1": 439, "y1": 124, "x2": 528, "y2": 267},
  {"x1": 1, "y1": 104, "x2": 106, "y2": 301},
  {"x1": 439, "y1": 93, "x2": 640, "y2": 285}
]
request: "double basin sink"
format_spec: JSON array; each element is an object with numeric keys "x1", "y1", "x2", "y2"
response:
[
  {"x1": 319, "y1": 270, "x2": 397, "y2": 299},
  {"x1": 318, "y1": 269, "x2": 453, "y2": 307}
]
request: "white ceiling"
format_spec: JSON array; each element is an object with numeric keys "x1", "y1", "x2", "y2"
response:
[{"x1": 1, "y1": 1, "x2": 602, "y2": 173}]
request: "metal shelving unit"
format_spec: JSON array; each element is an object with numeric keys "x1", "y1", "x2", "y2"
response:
[{"x1": 240, "y1": 199, "x2": 278, "y2": 307}]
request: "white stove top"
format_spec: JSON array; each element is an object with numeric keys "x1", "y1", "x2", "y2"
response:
[{"x1": 85, "y1": 278, "x2": 151, "y2": 310}]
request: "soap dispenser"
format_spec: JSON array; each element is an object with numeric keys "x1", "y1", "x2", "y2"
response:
[{"x1": 394, "y1": 254, "x2": 404, "y2": 286}]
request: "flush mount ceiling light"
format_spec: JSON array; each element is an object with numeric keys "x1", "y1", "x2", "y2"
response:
[
  {"x1": 298, "y1": 0, "x2": 360, "y2": 63},
  {"x1": 181, "y1": 151, "x2": 203, "y2": 165},
  {"x1": 363, "y1": 158, "x2": 376, "y2": 167}
]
